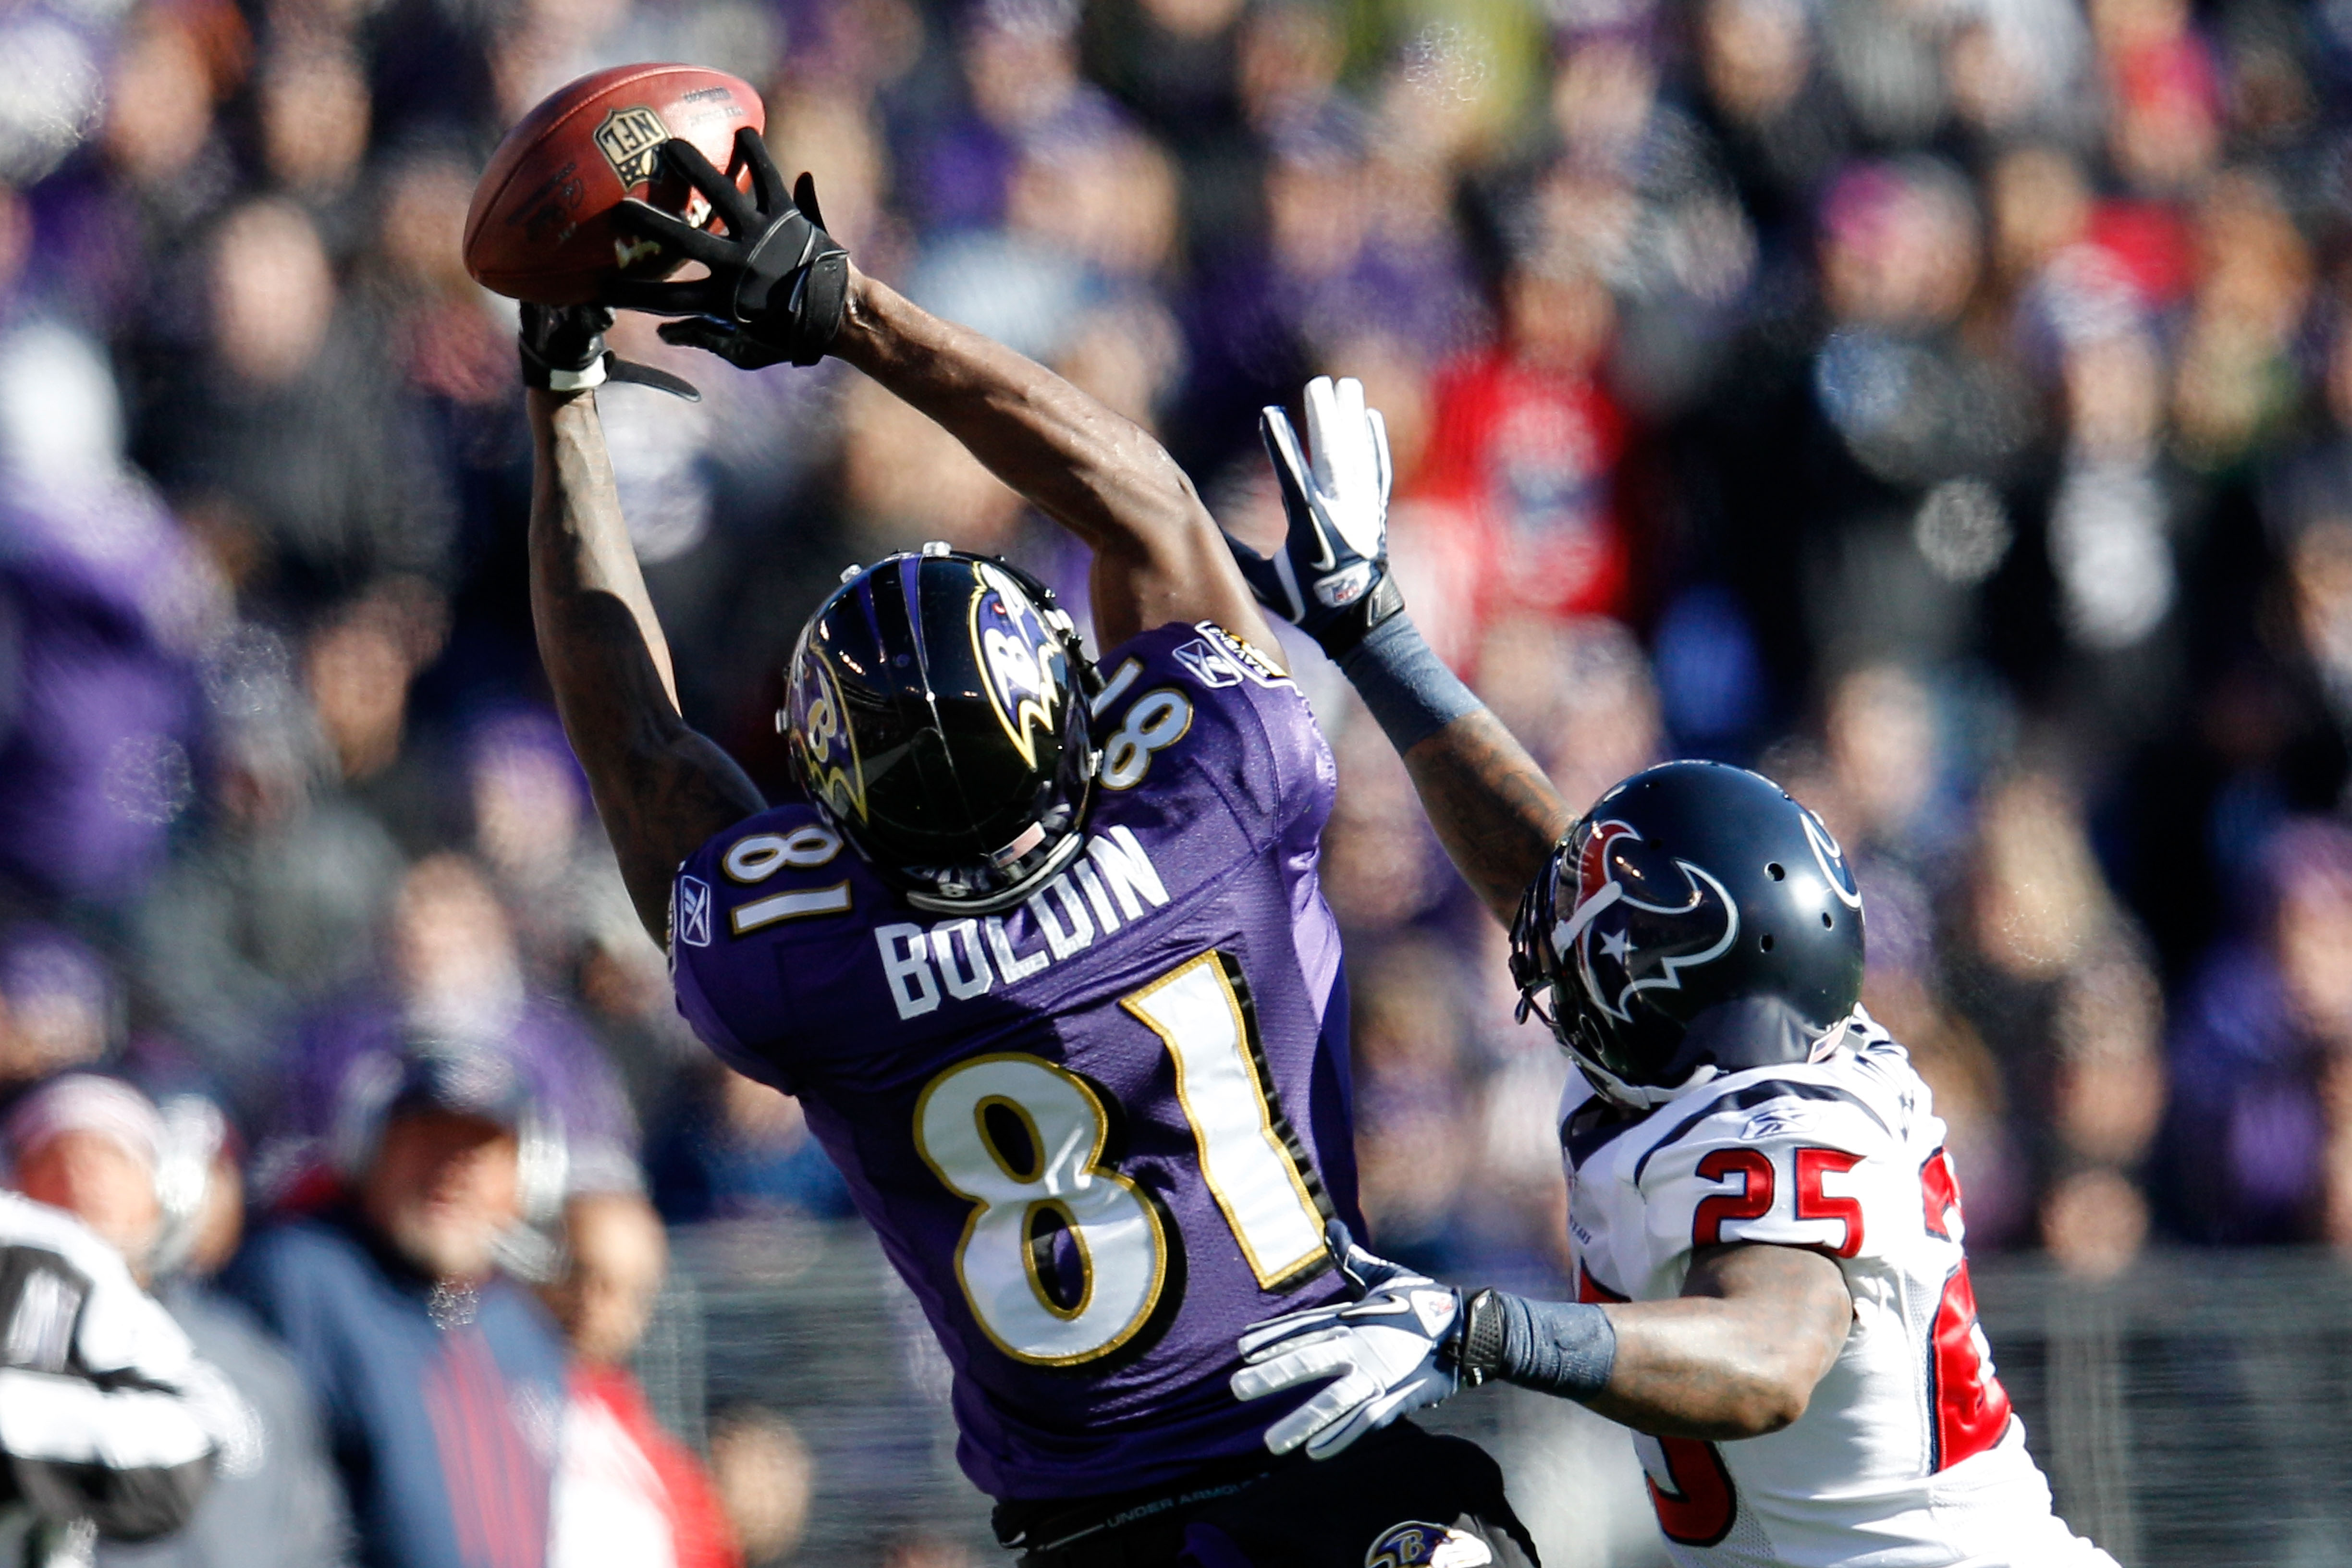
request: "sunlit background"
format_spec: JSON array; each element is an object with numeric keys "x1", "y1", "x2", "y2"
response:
[{"x1": 1, "y1": 0, "x2": 2351, "y2": 1562}]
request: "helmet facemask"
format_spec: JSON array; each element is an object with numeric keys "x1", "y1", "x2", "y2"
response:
[{"x1": 1510, "y1": 856, "x2": 1709, "y2": 1110}]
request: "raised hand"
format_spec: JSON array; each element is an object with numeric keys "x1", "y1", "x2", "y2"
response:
[
  {"x1": 601, "y1": 126, "x2": 849, "y2": 370},
  {"x1": 517, "y1": 302, "x2": 699, "y2": 400},
  {"x1": 1228, "y1": 375, "x2": 1403, "y2": 658}
]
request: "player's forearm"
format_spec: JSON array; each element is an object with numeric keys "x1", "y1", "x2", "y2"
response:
[
  {"x1": 1402, "y1": 712, "x2": 1573, "y2": 926},
  {"x1": 1334, "y1": 613, "x2": 1572, "y2": 924},
  {"x1": 527, "y1": 390, "x2": 761, "y2": 937},
  {"x1": 829, "y1": 270, "x2": 1246, "y2": 646},
  {"x1": 529, "y1": 390, "x2": 682, "y2": 702},
  {"x1": 1589, "y1": 1243, "x2": 1852, "y2": 1440},
  {"x1": 1465, "y1": 1244, "x2": 1849, "y2": 1440},
  {"x1": 831, "y1": 271, "x2": 1198, "y2": 550},
  {"x1": 1584, "y1": 1296, "x2": 1836, "y2": 1440}
]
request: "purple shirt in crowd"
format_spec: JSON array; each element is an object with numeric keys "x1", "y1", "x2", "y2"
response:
[{"x1": 670, "y1": 622, "x2": 1362, "y2": 1501}]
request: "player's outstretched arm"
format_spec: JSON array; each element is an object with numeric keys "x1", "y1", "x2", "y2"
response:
[
  {"x1": 523, "y1": 307, "x2": 764, "y2": 944},
  {"x1": 602, "y1": 128, "x2": 1276, "y2": 656},
  {"x1": 1232, "y1": 378, "x2": 1573, "y2": 924},
  {"x1": 830, "y1": 272, "x2": 1279, "y2": 656},
  {"x1": 1397, "y1": 712, "x2": 1576, "y2": 928},
  {"x1": 1234, "y1": 1232, "x2": 1851, "y2": 1457}
]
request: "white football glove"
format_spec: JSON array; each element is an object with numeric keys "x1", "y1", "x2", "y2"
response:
[
  {"x1": 1228, "y1": 376, "x2": 1402, "y2": 657},
  {"x1": 1229, "y1": 1223, "x2": 1462, "y2": 1460}
]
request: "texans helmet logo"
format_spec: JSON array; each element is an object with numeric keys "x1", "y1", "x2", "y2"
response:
[
  {"x1": 1800, "y1": 804, "x2": 1863, "y2": 910},
  {"x1": 1556, "y1": 819, "x2": 1740, "y2": 1022}
]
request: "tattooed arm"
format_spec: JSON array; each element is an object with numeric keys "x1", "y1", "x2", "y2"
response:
[
  {"x1": 528, "y1": 388, "x2": 764, "y2": 945},
  {"x1": 1584, "y1": 1243, "x2": 1855, "y2": 1441},
  {"x1": 1397, "y1": 713, "x2": 1575, "y2": 927},
  {"x1": 600, "y1": 136, "x2": 1272, "y2": 661},
  {"x1": 830, "y1": 271, "x2": 1281, "y2": 661}
]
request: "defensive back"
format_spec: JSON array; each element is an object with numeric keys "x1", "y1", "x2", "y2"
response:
[{"x1": 1561, "y1": 1014, "x2": 2071, "y2": 1565}]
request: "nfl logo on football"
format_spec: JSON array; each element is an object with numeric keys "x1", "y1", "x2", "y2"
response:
[{"x1": 593, "y1": 104, "x2": 671, "y2": 185}]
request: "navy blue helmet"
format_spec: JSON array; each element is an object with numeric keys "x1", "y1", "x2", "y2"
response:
[
  {"x1": 1510, "y1": 761, "x2": 1866, "y2": 1107},
  {"x1": 784, "y1": 547, "x2": 1099, "y2": 913}
]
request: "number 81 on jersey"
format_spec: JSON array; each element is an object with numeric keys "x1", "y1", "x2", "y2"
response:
[{"x1": 911, "y1": 951, "x2": 1331, "y2": 1366}]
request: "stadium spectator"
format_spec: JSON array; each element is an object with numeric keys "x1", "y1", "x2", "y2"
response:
[
  {"x1": 0, "y1": 461, "x2": 208, "y2": 912},
  {"x1": 703, "y1": 1410, "x2": 813, "y2": 1568},
  {"x1": 0, "y1": 1190, "x2": 223, "y2": 1561},
  {"x1": 2161, "y1": 819, "x2": 2352, "y2": 1246},
  {"x1": 0, "y1": 929, "x2": 117, "y2": 1102},
  {"x1": 540, "y1": 1192, "x2": 737, "y2": 1568},
  {"x1": 644, "y1": 1064, "x2": 855, "y2": 1227},
  {"x1": 130, "y1": 636, "x2": 406, "y2": 1116},
  {"x1": 225, "y1": 1044, "x2": 571, "y2": 1568},
  {"x1": 2, "y1": 1073, "x2": 353, "y2": 1568},
  {"x1": 266, "y1": 853, "x2": 641, "y2": 1206}
]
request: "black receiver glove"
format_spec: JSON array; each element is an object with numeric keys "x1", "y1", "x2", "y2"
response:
[
  {"x1": 601, "y1": 126, "x2": 849, "y2": 370},
  {"x1": 518, "y1": 302, "x2": 700, "y2": 400}
]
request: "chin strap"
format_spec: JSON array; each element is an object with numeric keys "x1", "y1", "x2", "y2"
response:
[{"x1": 1579, "y1": 1057, "x2": 1719, "y2": 1112}]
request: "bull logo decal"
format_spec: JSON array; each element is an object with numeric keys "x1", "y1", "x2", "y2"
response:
[
  {"x1": 969, "y1": 563, "x2": 1063, "y2": 769},
  {"x1": 1556, "y1": 819, "x2": 1739, "y2": 1023}
]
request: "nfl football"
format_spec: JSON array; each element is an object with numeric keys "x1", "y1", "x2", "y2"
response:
[{"x1": 463, "y1": 63, "x2": 764, "y2": 306}]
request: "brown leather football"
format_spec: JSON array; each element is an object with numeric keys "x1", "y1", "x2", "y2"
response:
[{"x1": 463, "y1": 63, "x2": 764, "y2": 306}]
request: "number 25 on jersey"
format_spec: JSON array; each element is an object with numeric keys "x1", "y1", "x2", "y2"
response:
[{"x1": 911, "y1": 951, "x2": 1330, "y2": 1366}]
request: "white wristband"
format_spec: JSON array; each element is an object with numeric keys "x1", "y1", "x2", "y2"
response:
[{"x1": 545, "y1": 352, "x2": 610, "y2": 393}]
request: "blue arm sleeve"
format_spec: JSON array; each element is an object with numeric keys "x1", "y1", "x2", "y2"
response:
[
  {"x1": 1494, "y1": 1293, "x2": 1617, "y2": 1400},
  {"x1": 1334, "y1": 612, "x2": 1482, "y2": 754}
]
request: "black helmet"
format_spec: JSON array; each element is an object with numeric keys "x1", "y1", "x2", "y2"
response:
[
  {"x1": 1509, "y1": 760, "x2": 1865, "y2": 1108},
  {"x1": 784, "y1": 546, "x2": 1100, "y2": 913}
]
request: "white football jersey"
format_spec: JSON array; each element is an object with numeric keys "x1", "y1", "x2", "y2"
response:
[{"x1": 1558, "y1": 1009, "x2": 2119, "y2": 1568}]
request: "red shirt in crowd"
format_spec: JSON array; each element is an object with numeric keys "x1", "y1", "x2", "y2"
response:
[
  {"x1": 1416, "y1": 346, "x2": 1631, "y2": 628},
  {"x1": 556, "y1": 1362, "x2": 739, "y2": 1568}
]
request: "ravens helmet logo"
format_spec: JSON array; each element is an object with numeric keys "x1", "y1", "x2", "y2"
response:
[
  {"x1": 970, "y1": 562, "x2": 1064, "y2": 770},
  {"x1": 786, "y1": 642, "x2": 867, "y2": 825},
  {"x1": 1363, "y1": 1521, "x2": 1492, "y2": 1568}
]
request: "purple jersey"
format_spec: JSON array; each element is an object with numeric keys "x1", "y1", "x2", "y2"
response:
[{"x1": 670, "y1": 622, "x2": 1360, "y2": 1500}]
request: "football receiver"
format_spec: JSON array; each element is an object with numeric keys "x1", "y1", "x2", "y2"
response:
[
  {"x1": 522, "y1": 127, "x2": 1535, "y2": 1567},
  {"x1": 1223, "y1": 389, "x2": 2119, "y2": 1567}
]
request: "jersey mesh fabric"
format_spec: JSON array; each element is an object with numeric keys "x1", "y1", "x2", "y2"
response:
[
  {"x1": 1559, "y1": 1011, "x2": 2120, "y2": 1568},
  {"x1": 669, "y1": 623, "x2": 1362, "y2": 1501}
]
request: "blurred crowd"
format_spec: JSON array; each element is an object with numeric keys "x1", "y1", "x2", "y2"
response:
[{"x1": 3, "y1": 0, "x2": 2352, "y2": 1557}]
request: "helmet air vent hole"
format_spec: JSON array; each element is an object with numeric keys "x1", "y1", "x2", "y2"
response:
[
  {"x1": 1766, "y1": 863, "x2": 1785, "y2": 881},
  {"x1": 1760, "y1": 933, "x2": 1775, "y2": 953},
  {"x1": 1821, "y1": 911, "x2": 1834, "y2": 929}
]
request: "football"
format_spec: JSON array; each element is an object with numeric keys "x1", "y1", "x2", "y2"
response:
[{"x1": 463, "y1": 63, "x2": 764, "y2": 306}]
